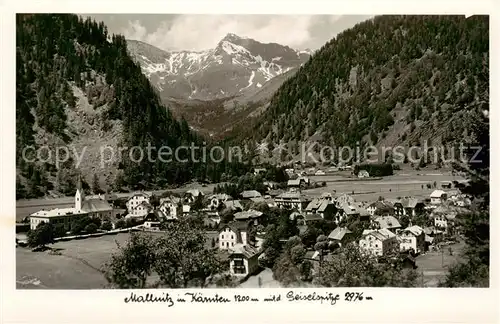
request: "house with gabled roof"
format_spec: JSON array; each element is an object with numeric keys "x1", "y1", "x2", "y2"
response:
[
  {"x1": 234, "y1": 209, "x2": 264, "y2": 225},
  {"x1": 390, "y1": 197, "x2": 425, "y2": 217},
  {"x1": 159, "y1": 197, "x2": 181, "y2": 219},
  {"x1": 207, "y1": 194, "x2": 232, "y2": 210},
  {"x1": 401, "y1": 197, "x2": 425, "y2": 216},
  {"x1": 328, "y1": 227, "x2": 353, "y2": 246},
  {"x1": 373, "y1": 216, "x2": 401, "y2": 231},
  {"x1": 430, "y1": 205, "x2": 463, "y2": 233},
  {"x1": 430, "y1": 190, "x2": 447, "y2": 205},
  {"x1": 126, "y1": 192, "x2": 151, "y2": 215},
  {"x1": 228, "y1": 244, "x2": 261, "y2": 277},
  {"x1": 144, "y1": 210, "x2": 166, "y2": 230},
  {"x1": 275, "y1": 192, "x2": 311, "y2": 212},
  {"x1": 219, "y1": 222, "x2": 250, "y2": 250},
  {"x1": 305, "y1": 199, "x2": 337, "y2": 220},
  {"x1": 336, "y1": 202, "x2": 359, "y2": 223},
  {"x1": 359, "y1": 228, "x2": 398, "y2": 257},
  {"x1": 223, "y1": 199, "x2": 243, "y2": 212},
  {"x1": 367, "y1": 200, "x2": 394, "y2": 216},
  {"x1": 399, "y1": 225, "x2": 425, "y2": 254},
  {"x1": 129, "y1": 201, "x2": 153, "y2": 218}
]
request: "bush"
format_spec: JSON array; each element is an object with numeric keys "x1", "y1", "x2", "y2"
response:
[
  {"x1": 27, "y1": 222, "x2": 55, "y2": 248},
  {"x1": 85, "y1": 223, "x2": 99, "y2": 234},
  {"x1": 101, "y1": 221, "x2": 113, "y2": 231},
  {"x1": 53, "y1": 223, "x2": 67, "y2": 238},
  {"x1": 115, "y1": 219, "x2": 126, "y2": 229}
]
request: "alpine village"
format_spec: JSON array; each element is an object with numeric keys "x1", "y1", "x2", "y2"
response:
[{"x1": 15, "y1": 14, "x2": 489, "y2": 289}]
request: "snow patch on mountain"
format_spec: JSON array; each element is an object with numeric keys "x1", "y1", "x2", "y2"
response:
[
  {"x1": 221, "y1": 41, "x2": 250, "y2": 56},
  {"x1": 241, "y1": 71, "x2": 255, "y2": 91},
  {"x1": 127, "y1": 35, "x2": 310, "y2": 100}
]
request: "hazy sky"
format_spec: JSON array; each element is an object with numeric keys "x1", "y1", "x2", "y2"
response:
[{"x1": 85, "y1": 14, "x2": 372, "y2": 52}]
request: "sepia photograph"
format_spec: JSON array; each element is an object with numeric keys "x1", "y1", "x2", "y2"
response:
[{"x1": 14, "y1": 13, "x2": 489, "y2": 291}]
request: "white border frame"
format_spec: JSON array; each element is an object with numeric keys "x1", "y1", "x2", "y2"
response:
[{"x1": 1, "y1": 1, "x2": 499, "y2": 323}]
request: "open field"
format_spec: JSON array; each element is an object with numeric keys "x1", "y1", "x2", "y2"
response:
[
  {"x1": 415, "y1": 240, "x2": 466, "y2": 287},
  {"x1": 16, "y1": 231, "x2": 219, "y2": 289},
  {"x1": 306, "y1": 169, "x2": 464, "y2": 202}
]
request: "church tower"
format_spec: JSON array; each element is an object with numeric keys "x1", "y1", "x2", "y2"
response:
[{"x1": 75, "y1": 175, "x2": 85, "y2": 211}]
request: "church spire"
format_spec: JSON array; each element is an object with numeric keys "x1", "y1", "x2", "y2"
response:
[
  {"x1": 77, "y1": 174, "x2": 82, "y2": 191},
  {"x1": 75, "y1": 174, "x2": 85, "y2": 211}
]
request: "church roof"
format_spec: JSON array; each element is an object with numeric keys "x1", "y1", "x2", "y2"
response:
[{"x1": 81, "y1": 199, "x2": 113, "y2": 213}]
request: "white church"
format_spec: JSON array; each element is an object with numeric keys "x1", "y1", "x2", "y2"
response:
[{"x1": 29, "y1": 179, "x2": 114, "y2": 230}]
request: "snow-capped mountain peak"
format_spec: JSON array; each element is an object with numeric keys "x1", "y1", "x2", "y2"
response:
[{"x1": 127, "y1": 34, "x2": 311, "y2": 100}]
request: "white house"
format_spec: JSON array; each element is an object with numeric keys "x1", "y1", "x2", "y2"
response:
[
  {"x1": 359, "y1": 228, "x2": 398, "y2": 257},
  {"x1": 182, "y1": 204, "x2": 191, "y2": 215},
  {"x1": 159, "y1": 198, "x2": 181, "y2": 220},
  {"x1": 30, "y1": 208, "x2": 87, "y2": 231},
  {"x1": 228, "y1": 244, "x2": 260, "y2": 277},
  {"x1": 430, "y1": 190, "x2": 447, "y2": 205},
  {"x1": 399, "y1": 225, "x2": 426, "y2": 254},
  {"x1": 30, "y1": 185, "x2": 114, "y2": 230},
  {"x1": 219, "y1": 222, "x2": 249, "y2": 250},
  {"x1": 128, "y1": 201, "x2": 153, "y2": 218},
  {"x1": 126, "y1": 193, "x2": 151, "y2": 214},
  {"x1": 431, "y1": 206, "x2": 458, "y2": 233},
  {"x1": 207, "y1": 194, "x2": 232, "y2": 210},
  {"x1": 275, "y1": 192, "x2": 310, "y2": 212}
]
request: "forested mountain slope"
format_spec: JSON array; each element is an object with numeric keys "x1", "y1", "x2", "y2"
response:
[
  {"x1": 239, "y1": 15, "x2": 489, "y2": 163},
  {"x1": 16, "y1": 14, "x2": 248, "y2": 199}
]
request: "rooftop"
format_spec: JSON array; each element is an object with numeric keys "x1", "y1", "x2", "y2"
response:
[
  {"x1": 403, "y1": 225, "x2": 424, "y2": 236},
  {"x1": 241, "y1": 190, "x2": 262, "y2": 198},
  {"x1": 30, "y1": 207, "x2": 86, "y2": 218},
  {"x1": 374, "y1": 216, "x2": 401, "y2": 229},
  {"x1": 229, "y1": 244, "x2": 260, "y2": 259},
  {"x1": 328, "y1": 227, "x2": 352, "y2": 241},
  {"x1": 82, "y1": 199, "x2": 113, "y2": 213},
  {"x1": 430, "y1": 190, "x2": 447, "y2": 198},
  {"x1": 234, "y1": 209, "x2": 263, "y2": 220}
]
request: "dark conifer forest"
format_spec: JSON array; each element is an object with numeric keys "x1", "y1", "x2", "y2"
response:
[
  {"x1": 238, "y1": 15, "x2": 488, "y2": 159},
  {"x1": 16, "y1": 14, "x2": 249, "y2": 198}
]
